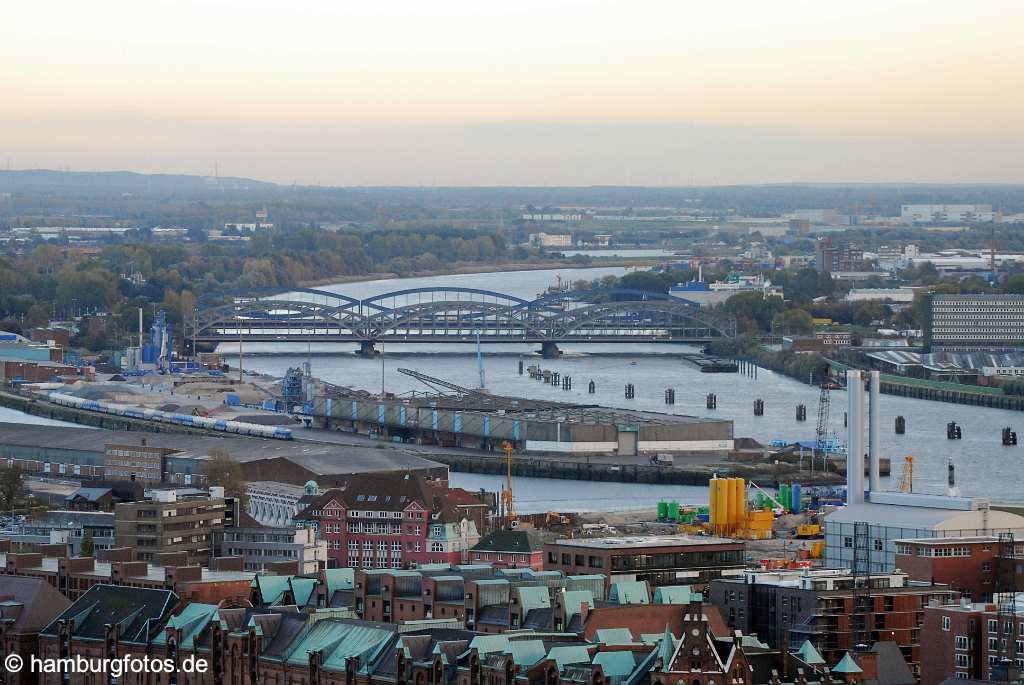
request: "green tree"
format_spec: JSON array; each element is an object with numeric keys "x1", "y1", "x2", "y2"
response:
[
  {"x1": 201, "y1": 448, "x2": 248, "y2": 510},
  {"x1": 0, "y1": 465, "x2": 23, "y2": 512},
  {"x1": 771, "y1": 308, "x2": 814, "y2": 335},
  {"x1": 80, "y1": 529, "x2": 94, "y2": 557}
]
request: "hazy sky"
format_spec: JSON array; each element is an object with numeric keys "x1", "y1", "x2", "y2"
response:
[{"x1": 3, "y1": 0, "x2": 1023, "y2": 185}]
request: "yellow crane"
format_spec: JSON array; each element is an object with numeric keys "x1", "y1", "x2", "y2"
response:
[
  {"x1": 898, "y1": 455, "x2": 913, "y2": 493},
  {"x1": 500, "y1": 441, "x2": 517, "y2": 523}
]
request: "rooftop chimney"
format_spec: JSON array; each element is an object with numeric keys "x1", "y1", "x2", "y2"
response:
[{"x1": 868, "y1": 370, "x2": 881, "y2": 493}]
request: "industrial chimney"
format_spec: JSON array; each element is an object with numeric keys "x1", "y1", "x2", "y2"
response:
[{"x1": 847, "y1": 370, "x2": 865, "y2": 504}]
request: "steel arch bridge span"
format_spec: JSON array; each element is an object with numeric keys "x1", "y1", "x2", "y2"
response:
[{"x1": 187, "y1": 286, "x2": 736, "y2": 353}]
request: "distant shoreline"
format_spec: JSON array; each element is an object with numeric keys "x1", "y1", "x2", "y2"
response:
[{"x1": 297, "y1": 257, "x2": 662, "y2": 289}]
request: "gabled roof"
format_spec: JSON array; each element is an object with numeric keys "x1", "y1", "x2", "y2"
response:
[
  {"x1": 505, "y1": 639, "x2": 546, "y2": 669},
  {"x1": 517, "y1": 586, "x2": 551, "y2": 613},
  {"x1": 595, "y1": 628, "x2": 635, "y2": 645},
  {"x1": 609, "y1": 581, "x2": 649, "y2": 605},
  {"x1": 652, "y1": 585, "x2": 696, "y2": 605},
  {"x1": 547, "y1": 645, "x2": 592, "y2": 668},
  {"x1": 65, "y1": 487, "x2": 112, "y2": 503},
  {"x1": 153, "y1": 603, "x2": 219, "y2": 649},
  {"x1": 0, "y1": 576, "x2": 70, "y2": 633},
  {"x1": 41, "y1": 584, "x2": 177, "y2": 644},
  {"x1": 471, "y1": 529, "x2": 545, "y2": 554}
]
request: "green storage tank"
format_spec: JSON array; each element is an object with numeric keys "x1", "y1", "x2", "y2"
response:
[
  {"x1": 657, "y1": 501, "x2": 668, "y2": 520},
  {"x1": 668, "y1": 501, "x2": 680, "y2": 521}
]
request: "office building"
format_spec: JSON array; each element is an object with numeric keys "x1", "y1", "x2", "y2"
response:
[
  {"x1": 543, "y1": 535, "x2": 745, "y2": 590},
  {"x1": 213, "y1": 515, "x2": 327, "y2": 574},
  {"x1": 114, "y1": 487, "x2": 227, "y2": 564},
  {"x1": 894, "y1": 536, "x2": 1024, "y2": 603},
  {"x1": 925, "y1": 294, "x2": 1024, "y2": 351}
]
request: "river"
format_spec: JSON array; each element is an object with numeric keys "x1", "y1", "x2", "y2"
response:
[
  {"x1": 206, "y1": 265, "x2": 1024, "y2": 506},
  {"x1": 4, "y1": 264, "x2": 1022, "y2": 511}
]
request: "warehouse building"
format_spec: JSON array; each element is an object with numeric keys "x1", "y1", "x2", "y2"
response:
[
  {"x1": 314, "y1": 395, "x2": 733, "y2": 456},
  {"x1": 0, "y1": 423, "x2": 446, "y2": 487}
]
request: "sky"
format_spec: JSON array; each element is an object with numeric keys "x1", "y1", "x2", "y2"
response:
[{"x1": 2, "y1": 0, "x2": 1023, "y2": 186}]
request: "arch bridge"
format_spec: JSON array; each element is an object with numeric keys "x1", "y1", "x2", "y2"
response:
[{"x1": 187, "y1": 286, "x2": 736, "y2": 357}]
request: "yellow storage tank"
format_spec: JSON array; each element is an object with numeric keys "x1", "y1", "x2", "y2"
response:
[
  {"x1": 714, "y1": 478, "x2": 729, "y2": 532},
  {"x1": 708, "y1": 479, "x2": 719, "y2": 527},
  {"x1": 732, "y1": 478, "x2": 745, "y2": 527}
]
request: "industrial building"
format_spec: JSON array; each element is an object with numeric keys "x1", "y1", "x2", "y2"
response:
[
  {"x1": 925, "y1": 293, "x2": 1024, "y2": 351},
  {"x1": 314, "y1": 394, "x2": 733, "y2": 456},
  {"x1": 0, "y1": 422, "x2": 446, "y2": 487},
  {"x1": 824, "y1": 370, "x2": 1024, "y2": 573},
  {"x1": 900, "y1": 204, "x2": 995, "y2": 224}
]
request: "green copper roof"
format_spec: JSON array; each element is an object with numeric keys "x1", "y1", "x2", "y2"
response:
[
  {"x1": 324, "y1": 568, "x2": 355, "y2": 594},
  {"x1": 656, "y1": 624, "x2": 675, "y2": 670},
  {"x1": 517, "y1": 586, "x2": 551, "y2": 613},
  {"x1": 153, "y1": 604, "x2": 218, "y2": 648},
  {"x1": 468, "y1": 634, "x2": 510, "y2": 655},
  {"x1": 832, "y1": 653, "x2": 863, "y2": 674},
  {"x1": 595, "y1": 628, "x2": 635, "y2": 645},
  {"x1": 506, "y1": 639, "x2": 547, "y2": 668},
  {"x1": 594, "y1": 651, "x2": 638, "y2": 677},
  {"x1": 652, "y1": 585, "x2": 694, "y2": 604},
  {"x1": 547, "y1": 645, "x2": 592, "y2": 668},
  {"x1": 609, "y1": 581, "x2": 649, "y2": 605},
  {"x1": 283, "y1": 619, "x2": 395, "y2": 670},
  {"x1": 562, "y1": 590, "x2": 595, "y2": 618},
  {"x1": 797, "y1": 639, "x2": 826, "y2": 665}
]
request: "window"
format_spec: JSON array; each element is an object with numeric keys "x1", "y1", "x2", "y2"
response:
[
  {"x1": 874, "y1": 539, "x2": 883, "y2": 552},
  {"x1": 990, "y1": 619, "x2": 999, "y2": 633},
  {"x1": 943, "y1": 616, "x2": 951, "y2": 631},
  {"x1": 955, "y1": 636, "x2": 969, "y2": 650},
  {"x1": 955, "y1": 654, "x2": 970, "y2": 668},
  {"x1": 843, "y1": 537, "x2": 853, "y2": 548},
  {"x1": 983, "y1": 562, "x2": 993, "y2": 572}
]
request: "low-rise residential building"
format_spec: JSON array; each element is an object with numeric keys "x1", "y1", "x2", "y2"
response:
[
  {"x1": 919, "y1": 595, "x2": 1024, "y2": 685},
  {"x1": 468, "y1": 529, "x2": 545, "y2": 570},
  {"x1": 543, "y1": 535, "x2": 745, "y2": 590}
]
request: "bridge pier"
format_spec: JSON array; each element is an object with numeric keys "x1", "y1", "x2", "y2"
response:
[
  {"x1": 356, "y1": 341, "x2": 378, "y2": 357},
  {"x1": 539, "y1": 342, "x2": 562, "y2": 359}
]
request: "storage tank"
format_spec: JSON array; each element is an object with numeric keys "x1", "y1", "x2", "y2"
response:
[
  {"x1": 791, "y1": 483, "x2": 802, "y2": 513},
  {"x1": 713, "y1": 478, "x2": 729, "y2": 531},
  {"x1": 778, "y1": 484, "x2": 790, "y2": 512},
  {"x1": 729, "y1": 478, "x2": 744, "y2": 528},
  {"x1": 708, "y1": 479, "x2": 719, "y2": 527},
  {"x1": 668, "y1": 501, "x2": 680, "y2": 521},
  {"x1": 657, "y1": 501, "x2": 668, "y2": 520}
]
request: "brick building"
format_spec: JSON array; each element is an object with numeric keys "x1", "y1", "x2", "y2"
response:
[
  {"x1": 920, "y1": 597, "x2": 1024, "y2": 685},
  {"x1": 710, "y1": 568, "x2": 958, "y2": 677},
  {"x1": 468, "y1": 529, "x2": 545, "y2": 570},
  {"x1": 0, "y1": 576, "x2": 70, "y2": 685},
  {"x1": 294, "y1": 473, "x2": 482, "y2": 568},
  {"x1": 544, "y1": 535, "x2": 745, "y2": 590},
  {"x1": 895, "y1": 536, "x2": 1024, "y2": 602},
  {"x1": 0, "y1": 542, "x2": 254, "y2": 603}
]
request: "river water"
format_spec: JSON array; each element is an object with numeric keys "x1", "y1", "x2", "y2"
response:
[{"x1": 207, "y1": 265, "x2": 1024, "y2": 507}]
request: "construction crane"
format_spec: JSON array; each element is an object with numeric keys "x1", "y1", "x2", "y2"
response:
[
  {"x1": 814, "y1": 383, "x2": 831, "y2": 473},
  {"x1": 898, "y1": 455, "x2": 914, "y2": 493},
  {"x1": 748, "y1": 480, "x2": 787, "y2": 512},
  {"x1": 500, "y1": 441, "x2": 517, "y2": 524}
]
